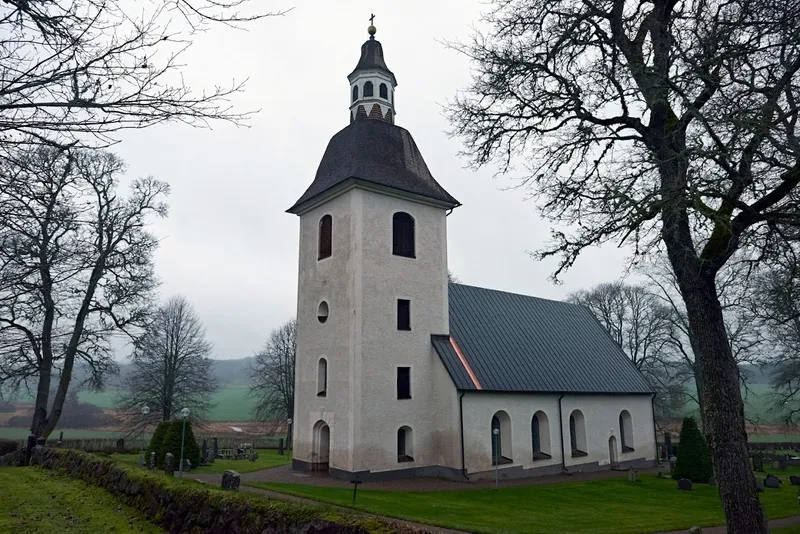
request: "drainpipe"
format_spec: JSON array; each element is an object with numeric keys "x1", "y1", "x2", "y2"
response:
[
  {"x1": 558, "y1": 394, "x2": 567, "y2": 473},
  {"x1": 459, "y1": 390, "x2": 469, "y2": 480},
  {"x1": 651, "y1": 392, "x2": 659, "y2": 464}
]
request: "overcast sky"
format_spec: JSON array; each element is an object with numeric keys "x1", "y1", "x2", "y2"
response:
[{"x1": 111, "y1": 0, "x2": 633, "y2": 360}]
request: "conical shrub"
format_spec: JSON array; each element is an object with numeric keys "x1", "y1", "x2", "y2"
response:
[{"x1": 674, "y1": 416, "x2": 714, "y2": 483}]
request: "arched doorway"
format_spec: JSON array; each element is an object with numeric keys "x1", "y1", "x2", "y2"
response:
[
  {"x1": 312, "y1": 420, "x2": 330, "y2": 471},
  {"x1": 608, "y1": 435, "x2": 618, "y2": 467}
]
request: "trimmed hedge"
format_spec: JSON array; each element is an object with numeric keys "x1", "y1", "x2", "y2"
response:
[
  {"x1": 18, "y1": 448, "x2": 422, "y2": 533},
  {"x1": 674, "y1": 416, "x2": 713, "y2": 483}
]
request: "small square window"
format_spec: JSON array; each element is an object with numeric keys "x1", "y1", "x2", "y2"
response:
[
  {"x1": 397, "y1": 299, "x2": 410, "y2": 331},
  {"x1": 397, "y1": 367, "x2": 411, "y2": 399}
]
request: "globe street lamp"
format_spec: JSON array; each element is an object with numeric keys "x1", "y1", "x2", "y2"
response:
[
  {"x1": 140, "y1": 405, "x2": 150, "y2": 458},
  {"x1": 179, "y1": 407, "x2": 190, "y2": 478},
  {"x1": 287, "y1": 418, "x2": 293, "y2": 451}
]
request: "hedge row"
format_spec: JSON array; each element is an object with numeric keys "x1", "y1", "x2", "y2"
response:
[{"x1": 10, "y1": 448, "x2": 423, "y2": 534}]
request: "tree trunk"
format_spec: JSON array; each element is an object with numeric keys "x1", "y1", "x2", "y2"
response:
[
  {"x1": 30, "y1": 364, "x2": 51, "y2": 437},
  {"x1": 678, "y1": 272, "x2": 766, "y2": 533}
]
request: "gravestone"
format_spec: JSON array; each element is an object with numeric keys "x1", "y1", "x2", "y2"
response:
[
  {"x1": 201, "y1": 439, "x2": 207, "y2": 461},
  {"x1": 753, "y1": 455, "x2": 764, "y2": 472},
  {"x1": 278, "y1": 438, "x2": 284, "y2": 456},
  {"x1": 164, "y1": 453, "x2": 175, "y2": 476},
  {"x1": 221, "y1": 470, "x2": 241, "y2": 490},
  {"x1": 116, "y1": 438, "x2": 125, "y2": 452},
  {"x1": 212, "y1": 437, "x2": 219, "y2": 459},
  {"x1": 677, "y1": 478, "x2": 692, "y2": 491},
  {"x1": 137, "y1": 452, "x2": 145, "y2": 468},
  {"x1": 756, "y1": 480, "x2": 765, "y2": 492},
  {"x1": 669, "y1": 455, "x2": 677, "y2": 476},
  {"x1": 778, "y1": 455, "x2": 788, "y2": 471},
  {"x1": 789, "y1": 475, "x2": 800, "y2": 485},
  {"x1": 627, "y1": 468, "x2": 637, "y2": 483},
  {"x1": 764, "y1": 474, "x2": 781, "y2": 489},
  {"x1": 182, "y1": 459, "x2": 192, "y2": 472},
  {"x1": 148, "y1": 452, "x2": 156, "y2": 470}
]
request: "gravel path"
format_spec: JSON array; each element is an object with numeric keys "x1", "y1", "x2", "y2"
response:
[{"x1": 193, "y1": 463, "x2": 662, "y2": 491}]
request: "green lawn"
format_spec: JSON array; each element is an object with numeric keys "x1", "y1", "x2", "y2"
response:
[
  {"x1": 249, "y1": 475, "x2": 800, "y2": 534},
  {"x1": 107, "y1": 448, "x2": 291, "y2": 474},
  {"x1": 0, "y1": 467, "x2": 164, "y2": 533}
]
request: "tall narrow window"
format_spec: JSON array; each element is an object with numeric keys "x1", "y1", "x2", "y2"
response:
[
  {"x1": 569, "y1": 410, "x2": 587, "y2": 457},
  {"x1": 397, "y1": 367, "x2": 411, "y2": 399},
  {"x1": 491, "y1": 411, "x2": 513, "y2": 465},
  {"x1": 318, "y1": 215, "x2": 332, "y2": 259},
  {"x1": 352, "y1": 85, "x2": 359, "y2": 102},
  {"x1": 397, "y1": 299, "x2": 411, "y2": 331},
  {"x1": 317, "y1": 358, "x2": 327, "y2": 397},
  {"x1": 532, "y1": 411, "x2": 551, "y2": 459},
  {"x1": 397, "y1": 426, "x2": 414, "y2": 462},
  {"x1": 392, "y1": 212, "x2": 415, "y2": 258},
  {"x1": 364, "y1": 81, "x2": 374, "y2": 97},
  {"x1": 619, "y1": 410, "x2": 634, "y2": 452},
  {"x1": 379, "y1": 83, "x2": 388, "y2": 99}
]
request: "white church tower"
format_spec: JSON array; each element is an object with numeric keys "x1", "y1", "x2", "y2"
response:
[{"x1": 287, "y1": 21, "x2": 461, "y2": 479}]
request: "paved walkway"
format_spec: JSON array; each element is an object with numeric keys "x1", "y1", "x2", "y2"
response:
[
  {"x1": 658, "y1": 514, "x2": 800, "y2": 533},
  {"x1": 194, "y1": 463, "x2": 663, "y2": 491}
]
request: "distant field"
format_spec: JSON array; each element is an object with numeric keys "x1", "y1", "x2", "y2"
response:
[
  {"x1": 78, "y1": 386, "x2": 256, "y2": 421},
  {"x1": 679, "y1": 383, "x2": 779, "y2": 423}
]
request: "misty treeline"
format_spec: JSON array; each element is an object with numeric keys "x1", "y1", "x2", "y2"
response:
[
  {"x1": 447, "y1": 0, "x2": 799, "y2": 529},
  {"x1": 571, "y1": 255, "x2": 799, "y2": 428},
  {"x1": 0, "y1": 0, "x2": 282, "y2": 437}
]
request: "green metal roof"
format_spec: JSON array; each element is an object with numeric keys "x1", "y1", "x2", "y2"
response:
[{"x1": 433, "y1": 283, "x2": 654, "y2": 394}]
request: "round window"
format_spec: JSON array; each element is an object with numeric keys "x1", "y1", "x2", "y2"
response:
[{"x1": 318, "y1": 301, "x2": 329, "y2": 323}]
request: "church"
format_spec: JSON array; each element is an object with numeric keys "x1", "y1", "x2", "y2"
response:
[{"x1": 287, "y1": 23, "x2": 657, "y2": 482}]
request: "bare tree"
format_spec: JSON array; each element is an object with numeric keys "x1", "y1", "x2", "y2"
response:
[
  {"x1": 748, "y1": 253, "x2": 800, "y2": 423},
  {"x1": 0, "y1": 145, "x2": 165, "y2": 437},
  {"x1": 117, "y1": 296, "x2": 218, "y2": 424},
  {"x1": 448, "y1": 270, "x2": 461, "y2": 284},
  {"x1": 447, "y1": 0, "x2": 800, "y2": 529},
  {"x1": 248, "y1": 319, "x2": 296, "y2": 433},
  {"x1": 569, "y1": 281, "x2": 683, "y2": 421},
  {"x1": 0, "y1": 0, "x2": 288, "y2": 147}
]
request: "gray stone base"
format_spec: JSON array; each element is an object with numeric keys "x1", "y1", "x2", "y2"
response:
[{"x1": 292, "y1": 456, "x2": 657, "y2": 483}]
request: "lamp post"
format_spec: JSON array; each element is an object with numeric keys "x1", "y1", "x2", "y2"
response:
[
  {"x1": 179, "y1": 407, "x2": 190, "y2": 478},
  {"x1": 493, "y1": 428, "x2": 500, "y2": 490},
  {"x1": 287, "y1": 418, "x2": 293, "y2": 451},
  {"x1": 141, "y1": 405, "x2": 150, "y2": 457}
]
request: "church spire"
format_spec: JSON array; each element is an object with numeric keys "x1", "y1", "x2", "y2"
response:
[{"x1": 348, "y1": 18, "x2": 397, "y2": 124}]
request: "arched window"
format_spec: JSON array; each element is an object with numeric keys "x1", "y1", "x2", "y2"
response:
[
  {"x1": 392, "y1": 212, "x2": 415, "y2": 258},
  {"x1": 364, "y1": 81, "x2": 374, "y2": 97},
  {"x1": 317, "y1": 358, "x2": 327, "y2": 397},
  {"x1": 352, "y1": 85, "x2": 359, "y2": 102},
  {"x1": 318, "y1": 215, "x2": 332, "y2": 259},
  {"x1": 569, "y1": 410, "x2": 587, "y2": 457},
  {"x1": 379, "y1": 83, "x2": 388, "y2": 99},
  {"x1": 619, "y1": 410, "x2": 634, "y2": 452},
  {"x1": 491, "y1": 411, "x2": 513, "y2": 465},
  {"x1": 397, "y1": 426, "x2": 414, "y2": 462},
  {"x1": 532, "y1": 411, "x2": 552, "y2": 459}
]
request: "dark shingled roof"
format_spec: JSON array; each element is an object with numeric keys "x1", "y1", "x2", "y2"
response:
[
  {"x1": 349, "y1": 39, "x2": 396, "y2": 85},
  {"x1": 288, "y1": 119, "x2": 459, "y2": 213},
  {"x1": 433, "y1": 283, "x2": 653, "y2": 394}
]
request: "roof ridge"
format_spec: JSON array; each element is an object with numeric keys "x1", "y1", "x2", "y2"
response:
[{"x1": 448, "y1": 282, "x2": 582, "y2": 309}]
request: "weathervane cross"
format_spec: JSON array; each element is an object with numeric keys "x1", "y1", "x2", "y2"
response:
[{"x1": 369, "y1": 13, "x2": 375, "y2": 25}]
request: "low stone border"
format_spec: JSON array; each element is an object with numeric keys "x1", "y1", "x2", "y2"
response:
[{"x1": 0, "y1": 448, "x2": 426, "y2": 534}]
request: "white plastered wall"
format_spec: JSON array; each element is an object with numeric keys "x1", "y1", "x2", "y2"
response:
[{"x1": 461, "y1": 392, "x2": 657, "y2": 474}]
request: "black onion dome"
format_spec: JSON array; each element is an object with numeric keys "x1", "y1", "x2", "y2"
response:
[
  {"x1": 288, "y1": 120, "x2": 459, "y2": 213},
  {"x1": 348, "y1": 39, "x2": 397, "y2": 85}
]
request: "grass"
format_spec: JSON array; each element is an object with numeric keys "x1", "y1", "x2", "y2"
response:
[
  {"x1": 107, "y1": 447, "x2": 292, "y2": 474},
  {"x1": 0, "y1": 467, "x2": 164, "y2": 533},
  {"x1": 248, "y1": 474, "x2": 800, "y2": 534}
]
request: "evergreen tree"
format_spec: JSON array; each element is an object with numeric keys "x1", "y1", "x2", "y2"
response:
[
  {"x1": 159, "y1": 419, "x2": 201, "y2": 468},
  {"x1": 675, "y1": 416, "x2": 714, "y2": 483},
  {"x1": 145, "y1": 420, "x2": 171, "y2": 468}
]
